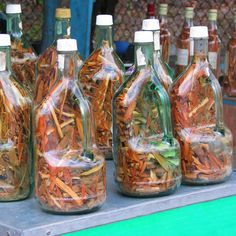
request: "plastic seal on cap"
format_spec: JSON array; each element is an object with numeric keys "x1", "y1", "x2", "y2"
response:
[
  {"x1": 57, "y1": 39, "x2": 77, "y2": 51},
  {"x1": 55, "y1": 8, "x2": 71, "y2": 19},
  {"x1": 208, "y1": 9, "x2": 217, "y2": 21},
  {"x1": 96, "y1": 15, "x2": 113, "y2": 26},
  {"x1": 190, "y1": 26, "x2": 208, "y2": 39},
  {"x1": 6, "y1": 4, "x2": 22, "y2": 14},
  {"x1": 185, "y1": 7, "x2": 194, "y2": 19},
  {"x1": 0, "y1": 34, "x2": 11, "y2": 47},
  {"x1": 134, "y1": 31, "x2": 153, "y2": 43},
  {"x1": 142, "y1": 19, "x2": 160, "y2": 31},
  {"x1": 159, "y1": 3, "x2": 168, "y2": 15}
]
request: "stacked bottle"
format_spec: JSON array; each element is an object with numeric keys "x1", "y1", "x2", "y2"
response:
[
  {"x1": 35, "y1": 8, "x2": 83, "y2": 105},
  {"x1": 175, "y1": 7, "x2": 194, "y2": 77},
  {"x1": 170, "y1": 26, "x2": 232, "y2": 185},
  {"x1": 0, "y1": 34, "x2": 31, "y2": 201},
  {"x1": 35, "y1": 39, "x2": 106, "y2": 213},
  {"x1": 79, "y1": 15, "x2": 124, "y2": 159},
  {"x1": 6, "y1": 4, "x2": 37, "y2": 94},
  {"x1": 113, "y1": 31, "x2": 181, "y2": 197}
]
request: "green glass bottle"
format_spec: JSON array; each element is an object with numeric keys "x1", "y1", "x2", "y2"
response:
[
  {"x1": 79, "y1": 15, "x2": 125, "y2": 159},
  {"x1": 35, "y1": 39, "x2": 106, "y2": 213},
  {"x1": 170, "y1": 26, "x2": 232, "y2": 185},
  {"x1": 35, "y1": 8, "x2": 83, "y2": 105},
  {"x1": 113, "y1": 31, "x2": 181, "y2": 197},
  {"x1": 0, "y1": 34, "x2": 31, "y2": 201},
  {"x1": 6, "y1": 4, "x2": 37, "y2": 94}
]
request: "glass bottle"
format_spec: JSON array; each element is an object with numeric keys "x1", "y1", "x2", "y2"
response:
[
  {"x1": 0, "y1": 34, "x2": 31, "y2": 201},
  {"x1": 79, "y1": 15, "x2": 124, "y2": 160},
  {"x1": 35, "y1": 39, "x2": 106, "y2": 213},
  {"x1": 159, "y1": 3, "x2": 171, "y2": 64},
  {"x1": 224, "y1": 14, "x2": 236, "y2": 97},
  {"x1": 208, "y1": 9, "x2": 221, "y2": 79},
  {"x1": 170, "y1": 26, "x2": 232, "y2": 185},
  {"x1": 147, "y1": 3, "x2": 155, "y2": 19},
  {"x1": 175, "y1": 7, "x2": 194, "y2": 77},
  {"x1": 6, "y1": 4, "x2": 37, "y2": 94},
  {"x1": 142, "y1": 19, "x2": 173, "y2": 91},
  {"x1": 35, "y1": 8, "x2": 83, "y2": 105},
  {"x1": 113, "y1": 31, "x2": 181, "y2": 197}
]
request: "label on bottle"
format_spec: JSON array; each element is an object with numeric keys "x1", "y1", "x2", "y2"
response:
[
  {"x1": 224, "y1": 52, "x2": 229, "y2": 75},
  {"x1": 67, "y1": 26, "x2": 71, "y2": 36},
  {"x1": 56, "y1": 22, "x2": 63, "y2": 35},
  {"x1": 154, "y1": 31, "x2": 160, "y2": 51},
  {"x1": 58, "y1": 54, "x2": 65, "y2": 70},
  {"x1": 176, "y1": 48, "x2": 189, "y2": 66},
  {"x1": 136, "y1": 47, "x2": 146, "y2": 66},
  {"x1": 208, "y1": 52, "x2": 217, "y2": 69},
  {"x1": 190, "y1": 38, "x2": 194, "y2": 56},
  {"x1": 0, "y1": 52, "x2": 6, "y2": 71},
  {"x1": 19, "y1": 21, "x2": 23, "y2": 31}
]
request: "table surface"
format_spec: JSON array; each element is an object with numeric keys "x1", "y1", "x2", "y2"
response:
[{"x1": 0, "y1": 161, "x2": 236, "y2": 236}]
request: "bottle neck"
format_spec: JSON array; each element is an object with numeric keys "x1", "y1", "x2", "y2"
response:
[
  {"x1": 0, "y1": 46, "x2": 12, "y2": 72},
  {"x1": 134, "y1": 42, "x2": 154, "y2": 69},
  {"x1": 95, "y1": 25, "x2": 113, "y2": 49},
  {"x1": 7, "y1": 13, "x2": 23, "y2": 39},
  {"x1": 192, "y1": 38, "x2": 208, "y2": 64},
  {"x1": 208, "y1": 20, "x2": 218, "y2": 33},
  {"x1": 54, "y1": 18, "x2": 71, "y2": 41},
  {"x1": 184, "y1": 17, "x2": 193, "y2": 28},
  {"x1": 153, "y1": 30, "x2": 161, "y2": 53},
  {"x1": 57, "y1": 51, "x2": 77, "y2": 79},
  {"x1": 160, "y1": 15, "x2": 168, "y2": 27}
]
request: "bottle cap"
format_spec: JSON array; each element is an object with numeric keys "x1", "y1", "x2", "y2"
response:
[
  {"x1": 185, "y1": 7, "x2": 194, "y2": 19},
  {"x1": 208, "y1": 9, "x2": 217, "y2": 21},
  {"x1": 96, "y1": 15, "x2": 113, "y2": 26},
  {"x1": 159, "y1": 4, "x2": 168, "y2": 15},
  {"x1": 6, "y1": 4, "x2": 22, "y2": 14},
  {"x1": 190, "y1": 26, "x2": 208, "y2": 38},
  {"x1": 134, "y1": 31, "x2": 153, "y2": 43},
  {"x1": 142, "y1": 19, "x2": 160, "y2": 31},
  {"x1": 55, "y1": 8, "x2": 71, "y2": 19},
  {"x1": 0, "y1": 34, "x2": 11, "y2": 46},
  {"x1": 57, "y1": 39, "x2": 77, "y2": 51},
  {"x1": 148, "y1": 3, "x2": 155, "y2": 16}
]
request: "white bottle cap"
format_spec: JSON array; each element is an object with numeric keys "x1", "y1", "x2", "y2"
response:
[
  {"x1": 96, "y1": 15, "x2": 113, "y2": 26},
  {"x1": 190, "y1": 26, "x2": 208, "y2": 39},
  {"x1": 0, "y1": 34, "x2": 11, "y2": 46},
  {"x1": 142, "y1": 19, "x2": 160, "y2": 31},
  {"x1": 6, "y1": 4, "x2": 22, "y2": 14},
  {"x1": 134, "y1": 31, "x2": 153, "y2": 43},
  {"x1": 57, "y1": 39, "x2": 77, "y2": 51}
]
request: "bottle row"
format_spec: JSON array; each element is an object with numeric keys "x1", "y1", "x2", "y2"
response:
[
  {"x1": 147, "y1": 3, "x2": 236, "y2": 96},
  {"x1": 0, "y1": 4, "x2": 233, "y2": 214}
]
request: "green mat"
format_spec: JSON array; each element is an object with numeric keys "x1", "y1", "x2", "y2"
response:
[{"x1": 65, "y1": 195, "x2": 236, "y2": 236}]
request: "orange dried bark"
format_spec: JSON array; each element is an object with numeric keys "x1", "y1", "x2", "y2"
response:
[
  {"x1": 35, "y1": 64, "x2": 106, "y2": 212},
  {"x1": 79, "y1": 41, "x2": 123, "y2": 158}
]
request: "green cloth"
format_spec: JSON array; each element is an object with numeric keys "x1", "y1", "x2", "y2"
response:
[{"x1": 65, "y1": 196, "x2": 236, "y2": 236}]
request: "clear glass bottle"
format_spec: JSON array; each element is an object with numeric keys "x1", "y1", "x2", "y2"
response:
[
  {"x1": 224, "y1": 14, "x2": 236, "y2": 97},
  {"x1": 159, "y1": 3, "x2": 171, "y2": 64},
  {"x1": 170, "y1": 26, "x2": 232, "y2": 185},
  {"x1": 208, "y1": 9, "x2": 221, "y2": 79},
  {"x1": 35, "y1": 39, "x2": 106, "y2": 213},
  {"x1": 35, "y1": 8, "x2": 83, "y2": 105},
  {"x1": 142, "y1": 19, "x2": 173, "y2": 91},
  {"x1": 0, "y1": 34, "x2": 31, "y2": 201},
  {"x1": 175, "y1": 7, "x2": 194, "y2": 77},
  {"x1": 6, "y1": 4, "x2": 37, "y2": 94},
  {"x1": 113, "y1": 31, "x2": 181, "y2": 197},
  {"x1": 79, "y1": 15, "x2": 124, "y2": 159}
]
